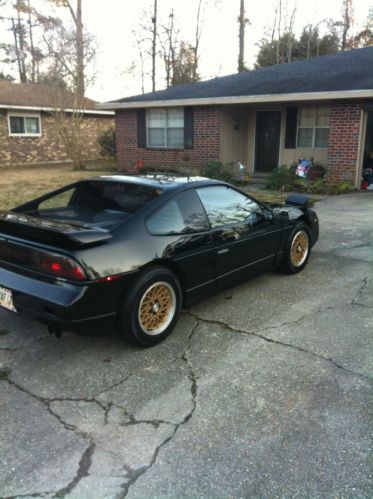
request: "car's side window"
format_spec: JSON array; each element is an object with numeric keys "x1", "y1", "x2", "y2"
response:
[
  {"x1": 146, "y1": 189, "x2": 209, "y2": 235},
  {"x1": 196, "y1": 186, "x2": 263, "y2": 229}
]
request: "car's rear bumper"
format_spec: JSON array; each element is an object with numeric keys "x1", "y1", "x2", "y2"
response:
[{"x1": 0, "y1": 266, "x2": 126, "y2": 327}]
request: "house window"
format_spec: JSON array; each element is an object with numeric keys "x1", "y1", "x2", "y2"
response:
[
  {"x1": 146, "y1": 108, "x2": 184, "y2": 148},
  {"x1": 8, "y1": 114, "x2": 41, "y2": 136},
  {"x1": 297, "y1": 106, "x2": 330, "y2": 148}
]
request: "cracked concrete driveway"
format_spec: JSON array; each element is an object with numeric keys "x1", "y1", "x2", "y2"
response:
[{"x1": 0, "y1": 192, "x2": 372, "y2": 498}]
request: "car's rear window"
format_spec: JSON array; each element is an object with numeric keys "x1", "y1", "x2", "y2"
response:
[
  {"x1": 35, "y1": 181, "x2": 163, "y2": 226},
  {"x1": 75, "y1": 182, "x2": 162, "y2": 212}
]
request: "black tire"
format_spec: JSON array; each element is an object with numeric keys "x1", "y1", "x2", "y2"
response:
[
  {"x1": 117, "y1": 266, "x2": 182, "y2": 346},
  {"x1": 280, "y1": 222, "x2": 311, "y2": 274}
]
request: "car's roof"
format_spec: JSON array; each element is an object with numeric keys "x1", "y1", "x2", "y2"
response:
[{"x1": 96, "y1": 173, "x2": 223, "y2": 191}]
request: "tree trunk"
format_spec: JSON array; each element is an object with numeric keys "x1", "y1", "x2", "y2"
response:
[
  {"x1": 11, "y1": 17, "x2": 24, "y2": 83},
  {"x1": 193, "y1": 0, "x2": 203, "y2": 80},
  {"x1": 75, "y1": 0, "x2": 85, "y2": 96},
  {"x1": 16, "y1": 4, "x2": 27, "y2": 82},
  {"x1": 238, "y1": 0, "x2": 245, "y2": 72},
  {"x1": 27, "y1": 0, "x2": 36, "y2": 83},
  {"x1": 341, "y1": 0, "x2": 353, "y2": 51},
  {"x1": 152, "y1": 0, "x2": 157, "y2": 92},
  {"x1": 276, "y1": 0, "x2": 282, "y2": 64}
]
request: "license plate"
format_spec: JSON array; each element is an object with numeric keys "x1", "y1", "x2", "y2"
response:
[{"x1": 0, "y1": 286, "x2": 17, "y2": 313}]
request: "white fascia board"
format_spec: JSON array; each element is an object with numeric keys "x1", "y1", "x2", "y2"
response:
[
  {"x1": 0, "y1": 104, "x2": 114, "y2": 115},
  {"x1": 98, "y1": 89, "x2": 373, "y2": 110}
]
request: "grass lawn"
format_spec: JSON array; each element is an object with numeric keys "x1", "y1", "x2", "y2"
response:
[
  {"x1": 0, "y1": 163, "x2": 291, "y2": 212},
  {"x1": 0, "y1": 162, "x2": 116, "y2": 211},
  {"x1": 243, "y1": 189, "x2": 290, "y2": 205}
]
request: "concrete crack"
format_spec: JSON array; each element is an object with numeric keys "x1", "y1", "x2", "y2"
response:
[
  {"x1": 117, "y1": 425, "x2": 178, "y2": 498},
  {"x1": 120, "y1": 418, "x2": 174, "y2": 429},
  {"x1": 104, "y1": 401, "x2": 176, "y2": 428},
  {"x1": 184, "y1": 311, "x2": 372, "y2": 382},
  {"x1": 2, "y1": 379, "x2": 97, "y2": 498},
  {"x1": 4, "y1": 378, "x2": 102, "y2": 437},
  {"x1": 3, "y1": 491, "x2": 54, "y2": 498},
  {"x1": 181, "y1": 323, "x2": 198, "y2": 424},
  {"x1": 119, "y1": 323, "x2": 200, "y2": 497},
  {"x1": 103, "y1": 401, "x2": 113, "y2": 424},
  {"x1": 93, "y1": 375, "x2": 133, "y2": 398},
  {"x1": 48, "y1": 396, "x2": 108, "y2": 413},
  {"x1": 351, "y1": 277, "x2": 369, "y2": 307},
  {"x1": 53, "y1": 442, "x2": 96, "y2": 498}
]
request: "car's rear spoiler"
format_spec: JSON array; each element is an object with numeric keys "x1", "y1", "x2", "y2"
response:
[{"x1": 0, "y1": 211, "x2": 112, "y2": 248}]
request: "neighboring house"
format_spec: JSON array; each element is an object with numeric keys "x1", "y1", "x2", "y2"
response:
[
  {"x1": 101, "y1": 47, "x2": 373, "y2": 187},
  {"x1": 0, "y1": 81, "x2": 114, "y2": 166}
]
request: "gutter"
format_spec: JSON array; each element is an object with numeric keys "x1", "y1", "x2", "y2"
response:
[
  {"x1": 98, "y1": 89, "x2": 373, "y2": 110},
  {"x1": 0, "y1": 104, "x2": 114, "y2": 115}
]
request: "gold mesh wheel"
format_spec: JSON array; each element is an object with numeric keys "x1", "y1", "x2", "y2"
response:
[
  {"x1": 138, "y1": 281, "x2": 176, "y2": 336},
  {"x1": 290, "y1": 230, "x2": 309, "y2": 268}
]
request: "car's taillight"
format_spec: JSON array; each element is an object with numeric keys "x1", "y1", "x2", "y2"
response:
[
  {"x1": 0, "y1": 239, "x2": 86, "y2": 281},
  {"x1": 39, "y1": 254, "x2": 86, "y2": 281}
]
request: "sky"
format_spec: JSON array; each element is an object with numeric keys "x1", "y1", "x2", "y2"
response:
[
  {"x1": 85, "y1": 0, "x2": 371, "y2": 102},
  {"x1": 0, "y1": 0, "x2": 371, "y2": 102}
]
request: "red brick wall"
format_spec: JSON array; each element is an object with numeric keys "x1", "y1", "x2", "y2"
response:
[
  {"x1": 115, "y1": 107, "x2": 221, "y2": 170},
  {"x1": 0, "y1": 110, "x2": 114, "y2": 166},
  {"x1": 326, "y1": 100, "x2": 362, "y2": 185}
]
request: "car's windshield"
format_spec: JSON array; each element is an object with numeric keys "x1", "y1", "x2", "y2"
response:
[{"x1": 34, "y1": 181, "x2": 163, "y2": 227}]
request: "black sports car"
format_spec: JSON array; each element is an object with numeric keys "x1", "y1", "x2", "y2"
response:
[{"x1": 0, "y1": 175, "x2": 319, "y2": 346}]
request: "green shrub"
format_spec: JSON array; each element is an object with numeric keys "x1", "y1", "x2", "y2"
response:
[
  {"x1": 267, "y1": 165, "x2": 297, "y2": 190},
  {"x1": 329, "y1": 182, "x2": 354, "y2": 195},
  {"x1": 202, "y1": 162, "x2": 236, "y2": 182},
  {"x1": 98, "y1": 128, "x2": 116, "y2": 159},
  {"x1": 297, "y1": 178, "x2": 353, "y2": 195},
  {"x1": 141, "y1": 165, "x2": 199, "y2": 175},
  {"x1": 296, "y1": 177, "x2": 325, "y2": 194}
]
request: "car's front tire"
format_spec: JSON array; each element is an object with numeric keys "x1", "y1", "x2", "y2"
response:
[
  {"x1": 117, "y1": 266, "x2": 182, "y2": 346},
  {"x1": 280, "y1": 222, "x2": 311, "y2": 274}
]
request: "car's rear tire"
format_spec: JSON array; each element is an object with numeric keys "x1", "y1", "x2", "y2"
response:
[
  {"x1": 117, "y1": 266, "x2": 182, "y2": 346},
  {"x1": 280, "y1": 222, "x2": 311, "y2": 274}
]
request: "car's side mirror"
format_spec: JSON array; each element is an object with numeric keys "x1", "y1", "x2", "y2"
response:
[{"x1": 263, "y1": 207, "x2": 274, "y2": 221}]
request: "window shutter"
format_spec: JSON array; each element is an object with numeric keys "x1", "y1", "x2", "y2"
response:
[
  {"x1": 137, "y1": 109, "x2": 146, "y2": 148},
  {"x1": 184, "y1": 107, "x2": 194, "y2": 149},
  {"x1": 362, "y1": 100, "x2": 373, "y2": 111},
  {"x1": 285, "y1": 107, "x2": 298, "y2": 149}
]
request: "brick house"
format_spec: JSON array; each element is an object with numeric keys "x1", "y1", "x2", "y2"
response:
[
  {"x1": 0, "y1": 81, "x2": 114, "y2": 166},
  {"x1": 101, "y1": 47, "x2": 373, "y2": 187}
]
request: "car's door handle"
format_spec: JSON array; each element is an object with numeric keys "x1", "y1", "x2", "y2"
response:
[{"x1": 217, "y1": 248, "x2": 230, "y2": 255}]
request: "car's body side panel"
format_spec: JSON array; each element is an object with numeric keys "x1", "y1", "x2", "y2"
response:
[{"x1": 211, "y1": 221, "x2": 283, "y2": 286}]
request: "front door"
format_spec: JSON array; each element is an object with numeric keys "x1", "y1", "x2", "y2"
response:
[{"x1": 255, "y1": 111, "x2": 281, "y2": 172}]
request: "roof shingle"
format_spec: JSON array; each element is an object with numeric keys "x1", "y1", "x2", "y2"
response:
[
  {"x1": 111, "y1": 47, "x2": 373, "y2": 105},
  {"x1": 0, "y1": 81, "x2": 98, "y2": 109}
]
